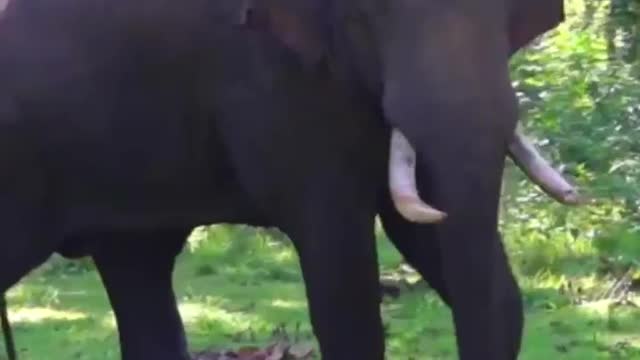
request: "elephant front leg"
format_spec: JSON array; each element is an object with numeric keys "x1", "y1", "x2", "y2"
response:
[
  {"x1": 91, "y1": 229, "x2": 191, "y2": 360},
  {"x1": 279, "y1": 178, "x2": 385, "y2": 360}
]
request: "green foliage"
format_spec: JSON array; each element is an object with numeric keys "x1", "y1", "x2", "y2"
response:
[
  {"x1": 504, "y1": 0, "x2": 640, "y2": 279},
  {"x1": 6, "y1": 233, "x2": 640, "y2": 360}
]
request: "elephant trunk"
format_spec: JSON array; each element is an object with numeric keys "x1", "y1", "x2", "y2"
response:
[{"x1": 380, "y1": 13, "x2": 581, "y2": 224}]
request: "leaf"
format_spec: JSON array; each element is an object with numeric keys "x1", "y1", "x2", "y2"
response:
[
  {"x1": 192, "y1": 341, "x2": 316, "y2": 360},
  {"x1": 287, "y1": 343, "x2": 314, "y2": 359}
]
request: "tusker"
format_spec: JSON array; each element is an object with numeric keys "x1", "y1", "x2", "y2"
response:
[{"x1": 389, "y1": 125, "x2": 582, "y2": 223}]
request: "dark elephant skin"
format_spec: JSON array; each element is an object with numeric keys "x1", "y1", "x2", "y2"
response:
[
  {"x1": 80, "y1": 1, "x2": 566, "y2": 358},
  {"x1": 0, "y1": 1, "x2": 566, "y2": 360},
  {"x1": 0, "y1": 1, "x2": 389, "y2": 359},
  {"x1": 236, "y1": 0, "x2": 565, "y2": 359},
  {"x1": 91, "y1": 229, "x2": 192, "y2": 360}
]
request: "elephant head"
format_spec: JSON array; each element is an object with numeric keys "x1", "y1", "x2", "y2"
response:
[{"x1": 238, "y1": 0, "x2": 576, "y2": 223}]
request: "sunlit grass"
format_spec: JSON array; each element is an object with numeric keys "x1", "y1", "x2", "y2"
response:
[
  {"x1": 8, "y1": 307, "x2": 88, "y2": 324},
  {"x1": 2, "y1": 221, "x2": 640, "y2": 359}
]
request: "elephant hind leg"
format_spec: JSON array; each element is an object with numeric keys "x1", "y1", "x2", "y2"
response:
[{"x1": 91, "y1": 228, "x2": 191, "y2": 360}]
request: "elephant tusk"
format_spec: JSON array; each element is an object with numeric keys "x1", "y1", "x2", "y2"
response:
[
  {"x1": 388, "y1": 125, "x2": 581, "y2": 224},
  {"x1": 507, "y1": 125, "x2": 583, "y2": 205},
  {"x1": 389, "y1": 129, "x2": 447, "y2": 223}
]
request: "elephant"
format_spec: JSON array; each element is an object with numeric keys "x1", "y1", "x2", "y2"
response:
[
  {"x1": 0, "y1": 2, "x2": 402, "y2": 359},
  {"x1": 0, "y1": 0, "x2": 573, "y2": 359},
  {"x1": 223, "y1": 0, "x2": 572, "y2": 359}
]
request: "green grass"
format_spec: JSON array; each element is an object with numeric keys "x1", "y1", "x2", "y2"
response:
[{"x1": 3, "y1": 222, "x2": 640, "y2": 360}]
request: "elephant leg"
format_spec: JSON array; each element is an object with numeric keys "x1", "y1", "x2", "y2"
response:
[
  {"x1": 91, "y1": 229, "x2": 191, "y2": 360},
  {"x1": 277, "y1": 178, "x2": 384, "y2": 360}
]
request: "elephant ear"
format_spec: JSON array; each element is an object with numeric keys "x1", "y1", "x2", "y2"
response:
[
  {"x1": 240, "y1": 0, "x2": 327, "y2": 67},
  {"x1": 508, "y1": 0, "x2": 565, "y2": 54}
]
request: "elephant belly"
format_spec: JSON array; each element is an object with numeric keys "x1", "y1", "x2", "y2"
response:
[{"x1": 53, "y1": 145, "x2": 259, "y2": 236}]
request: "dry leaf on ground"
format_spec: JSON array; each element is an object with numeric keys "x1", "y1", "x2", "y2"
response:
[{"x1": 192, "y1": 341, "x2": 315, "y2": 360}]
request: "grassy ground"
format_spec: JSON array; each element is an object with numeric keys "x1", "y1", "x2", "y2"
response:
[{"x1": 4, "y1": 221, "x2": 640, "y2": 360}]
